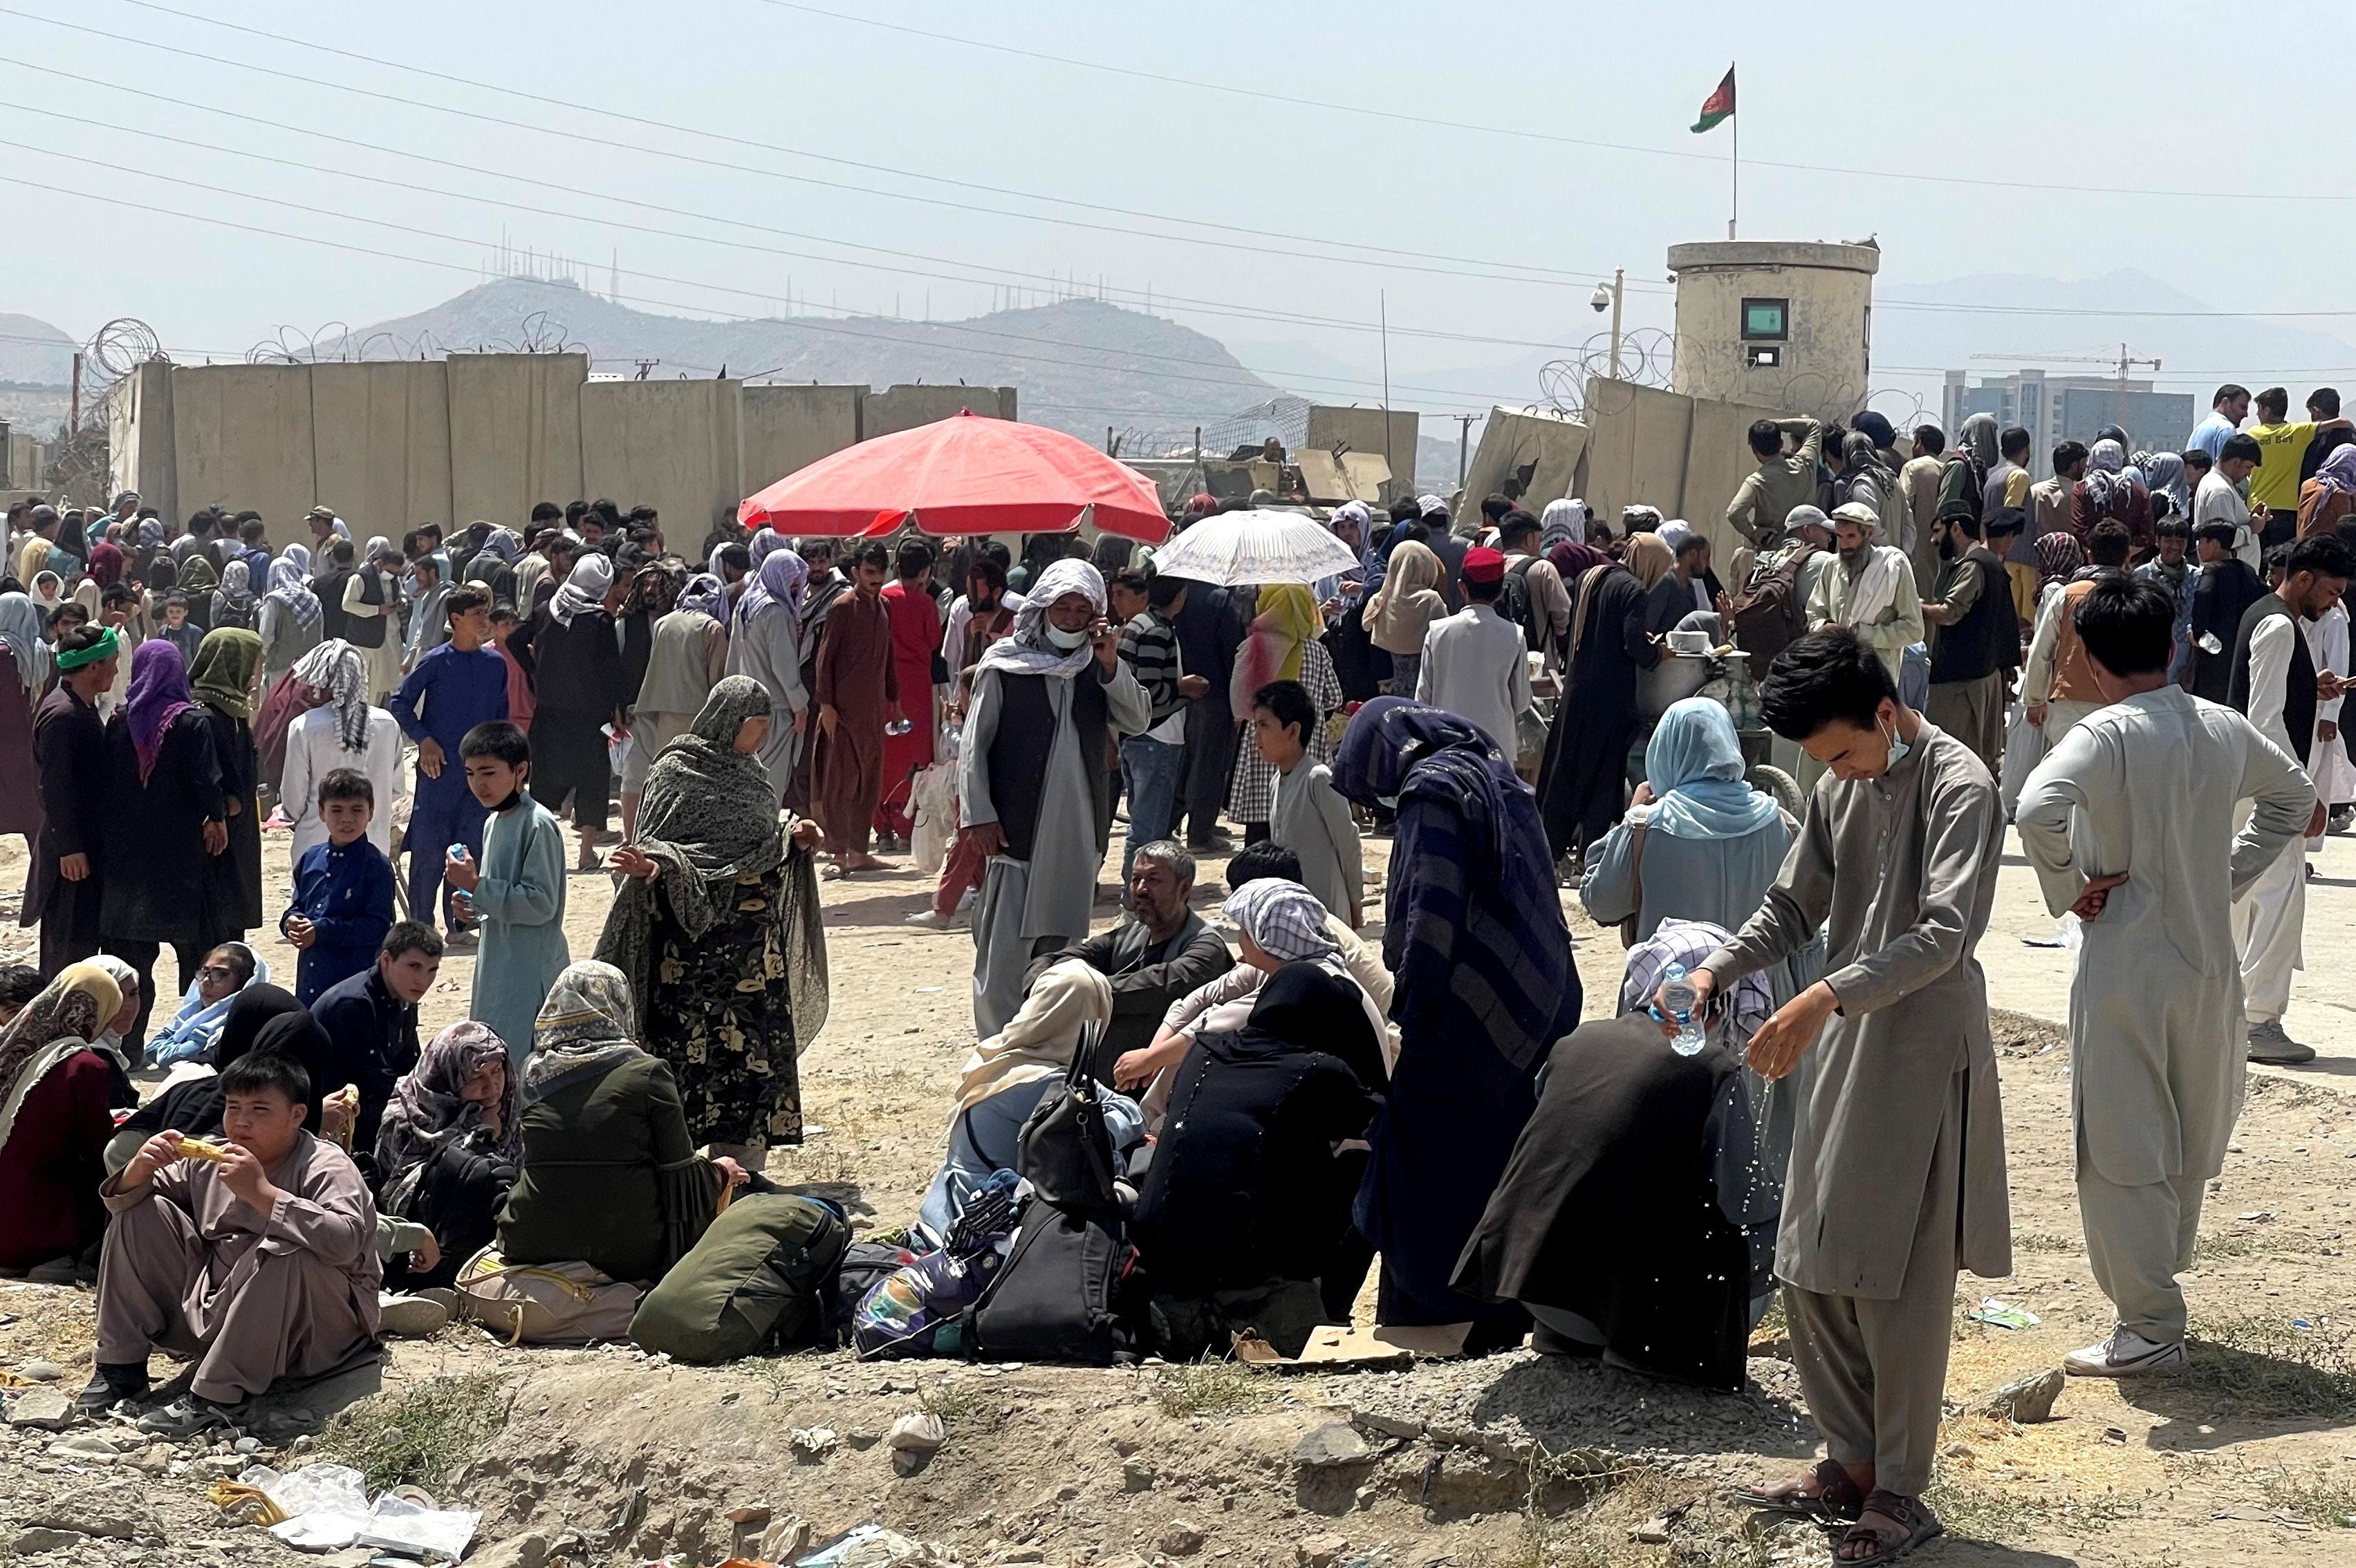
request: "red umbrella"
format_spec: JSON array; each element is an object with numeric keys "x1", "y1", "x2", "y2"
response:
[{"x1": 737, "y1": 409, "x2": 1171, "y2": 543}]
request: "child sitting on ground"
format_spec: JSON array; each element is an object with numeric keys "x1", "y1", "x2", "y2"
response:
[{"x1": 281, "y1": 768, "x2": 396, "y2": 1005}]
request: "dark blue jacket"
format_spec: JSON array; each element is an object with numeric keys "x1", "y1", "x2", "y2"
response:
[{"x1": 283, "y1": 837, "x2": 396, "y2": 1007}]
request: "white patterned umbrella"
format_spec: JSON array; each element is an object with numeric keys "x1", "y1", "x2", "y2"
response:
[{"x1": 1146, "y1": 509, "x2": 1360, "y2": 587}]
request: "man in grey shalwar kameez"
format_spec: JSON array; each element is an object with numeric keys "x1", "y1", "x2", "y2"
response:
[
  {"x1": 2015, "y1": 578, "x2": 2312, "y2": 1377},
  {"x1": 961, "y1": 559, "x2": 1149, "y2": 1038},
  {"x1": 1671, "y1": 626, "x2": 2008, "y2": 1566}
]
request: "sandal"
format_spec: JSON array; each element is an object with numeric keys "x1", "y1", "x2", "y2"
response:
[
  {"x1": 1733, "y1": 1459, "x2": 1864, "y2": 1522},
  {"x1": 1835, "y1": 1491, "x2": 1942, "y2": 1566}
]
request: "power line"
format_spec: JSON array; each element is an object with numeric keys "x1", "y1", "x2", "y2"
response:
[
  {"x1": 0, "y1": 137, "x2": 1555, "y2": 406},
  {"x1": 0, "y1": 71, "x2": 1603, "y2": 357},
  {"x1": 750, "y1": 0, "x2": 2356, "y2": 209},
  {"x1": 17, "y1": 12, "x2": 2353, "y2": 326},
  {"x1": 0, "y1": 167, "x2": 1537, "y2": 413},
  {"x1": 18, "y1": 17, "x2": 2351, "y2": 334},
  {"x1": 4, "y1": 3, "x2": 1615, "y2": 289}
]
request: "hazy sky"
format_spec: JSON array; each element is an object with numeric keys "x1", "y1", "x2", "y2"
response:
[{"x1": 7, "y1": 0, "x2": 2355, "y2": 421}]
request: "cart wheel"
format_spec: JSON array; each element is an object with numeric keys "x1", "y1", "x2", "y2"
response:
[{"x1": 1747, "y1": 763, "x2": 1804, "y2": 820}]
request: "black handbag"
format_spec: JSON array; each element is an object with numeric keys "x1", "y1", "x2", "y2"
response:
[
  {"x1": 1012, "y1": 1022, "x2": 1120, "y2": 1222},
  {"x1": 967, "y1": 1202, "x2": 1133, "y2": 1364},
  {"x1": 970, "y1": 1023, "x2": 1142, "y2": 1363}
]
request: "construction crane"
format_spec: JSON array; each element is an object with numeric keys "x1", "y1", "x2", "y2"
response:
[{"x1": 1969, "y1": 344, "x2": 2163, "y2": 445}]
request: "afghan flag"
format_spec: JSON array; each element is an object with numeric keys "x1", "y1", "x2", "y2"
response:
[{"x1": 1691, "y1": 66, "x2": 1735, "y2": 133}]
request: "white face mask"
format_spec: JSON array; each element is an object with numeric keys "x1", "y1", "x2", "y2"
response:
[
  {"x1": 1880, "y1": 713, "x2": 1911, "y2": 772},
  {"x1": 1043, "y1": 623, "x2": 1090, "y2": 650}
]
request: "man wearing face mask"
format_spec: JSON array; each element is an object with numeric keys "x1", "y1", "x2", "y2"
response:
[
  {"x1": 1662, "y1": 626, "x2": 2007, "y2": 1567},
  {"x1": 958, "y1": 558, "x2": 1151, "y2": 1036},
  {"x1": 1920, "y1": 506, "x2": 2019, "y2": 769}
]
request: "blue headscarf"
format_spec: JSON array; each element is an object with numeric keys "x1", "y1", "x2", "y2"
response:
[{"x1": 1642, "y1": 698, "x2": 1783, "y2": 841}]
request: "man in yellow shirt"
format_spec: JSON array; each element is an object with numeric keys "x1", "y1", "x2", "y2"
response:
[{"x1": 2247, "y1": 387, "x2": 2353, "y2": 549}]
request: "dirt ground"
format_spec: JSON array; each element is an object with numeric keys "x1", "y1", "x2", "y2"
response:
[{"x1": 6, "y1": 802, "x2": 2356, "y2": 1568}]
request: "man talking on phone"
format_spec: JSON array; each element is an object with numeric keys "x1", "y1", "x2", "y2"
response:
[{"x1": 957, "y1": 557, "x2": 1151, "y2": 1037}]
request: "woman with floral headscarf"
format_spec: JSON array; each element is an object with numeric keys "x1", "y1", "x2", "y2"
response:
[
  {"x1": 99, "y1": 641, "x2": 226, "y2": 1052},
  {"x1": 0, "y1": 964, "x2": 127, "y2": 1271},
  {"x1": 598, "y1": 676, "x2": 829, "y2": 1164},
  {"x1": 375, "y1": 1020, "x2": 521, "y2": 1289},
  {"x1": 495, "y1": 960, "x2": 746, "y2": 1283}
]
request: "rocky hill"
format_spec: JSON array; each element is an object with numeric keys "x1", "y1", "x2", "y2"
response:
[{"x1": 329, "y1": 279, "x2": 1285, "y2": 445}]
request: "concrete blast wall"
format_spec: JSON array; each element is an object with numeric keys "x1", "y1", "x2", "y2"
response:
[
  {"x1": 106, "y1": 362, "x2": 177, "y2": 524},
  {"x1": 742, "y1": 385, "x2": 864, "y2": 495},
  {"x1": 1304, "y1": 407, "x2": 1418, "y2": 492},
  {"x1": 582, "y1": 378, "x2": 740, "y2": 543},
  {"x1": 172, "y1": 364, "x2": 319, "y2": 532},
  {"x1": 859, "y1": 384, "x2": 1016, "y2": 439},
  {"x1": 447, "y1": 354, "x2": 586, "y2": 528},
  {"x1": 1579, "y1": 378, "x2": 1794, "y2": 560},
  {"x1": 111, "y1": 360, "x2": 1018, "y2": 546},
  {"x1": 310, "y1": 362, "x2": 452, "y2": 534},
  {"x1": 1459, "y1": 407, "x2": 1588, "y2": 523}
]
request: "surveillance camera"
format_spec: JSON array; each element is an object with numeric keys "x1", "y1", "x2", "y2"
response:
[{"x1": 1589, "y1": 286, "x2": 1612, "y2": 314}]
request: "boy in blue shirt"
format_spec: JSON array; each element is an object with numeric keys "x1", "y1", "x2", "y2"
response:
[
  {"x1": 281, "y1": 768, "x2": 396, "y2": 1005},
  {"x1": 444, "y1": 721, "x2": 568, "y2": 1065},
  {"x1": 387, "y1": 584, "x2": 509, "y2": 946}
]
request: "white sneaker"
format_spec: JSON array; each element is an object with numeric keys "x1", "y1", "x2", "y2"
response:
[
  {"x1": 378, "y1": 1292, "x2": 451, "y2": 1338},
  {"x1": 2063, "y1": 1325, "x2": 2187, "y2": 1378},
  {"x1": 903, "y1": 908, "x2": 963, "y2": 929}
]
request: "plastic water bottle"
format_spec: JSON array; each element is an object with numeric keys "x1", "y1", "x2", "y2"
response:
[{"x1": 1660, "y1": 962, "x2": 1705, "y2": 1056}]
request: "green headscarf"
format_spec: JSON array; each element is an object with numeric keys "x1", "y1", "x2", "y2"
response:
[{"x1": 188, "y1": 627, "x2": 264, "y2": 719}]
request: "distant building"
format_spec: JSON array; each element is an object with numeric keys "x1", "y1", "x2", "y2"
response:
[{"x1": 1941, "y1": 369, "x2": 2193, "y2": 472}]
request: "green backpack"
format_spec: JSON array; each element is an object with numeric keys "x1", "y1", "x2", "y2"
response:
[{"x1": 629, "y1": 1193, "x2": 851, "y2": 1364}]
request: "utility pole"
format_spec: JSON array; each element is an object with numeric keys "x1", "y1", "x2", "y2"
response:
[
  {"x1": 1456, "y1": 413, "x2": 1476, "y2": 487},
  {"x1": 1380, "y1": 290, "x2": 1395, "y2": 483},
  {"x1": 68, "y1": 352, "x2": 82, "y2": 433},
  {"x1": 1592, "y1": 272, "x2": 1626, "y2": 380}
]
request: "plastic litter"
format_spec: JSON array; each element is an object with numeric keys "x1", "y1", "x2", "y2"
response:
[
  {"x1": 230, "y1": 1463, "x2": 480, "y2": 1562},
  {"x1": 1965, "y1": 1298, "x2": 2040, "y2": 1331}
]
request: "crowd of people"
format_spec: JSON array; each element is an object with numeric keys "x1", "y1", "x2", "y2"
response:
[{"x1": 0, "y1": 387, "x2": 2344, "y2": 1565}]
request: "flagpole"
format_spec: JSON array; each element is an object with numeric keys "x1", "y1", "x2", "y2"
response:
[{"x1": 1729, "y1": 66, "x2": 1738, "y2": 240}]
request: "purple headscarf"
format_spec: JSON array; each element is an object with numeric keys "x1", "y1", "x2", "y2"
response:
[
  {"x1": 736, "y1": 547, "x2": 809, "y2": 626},
  {"x1": 124, "y1": 637, "x2": 194, "y2": 785}
]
